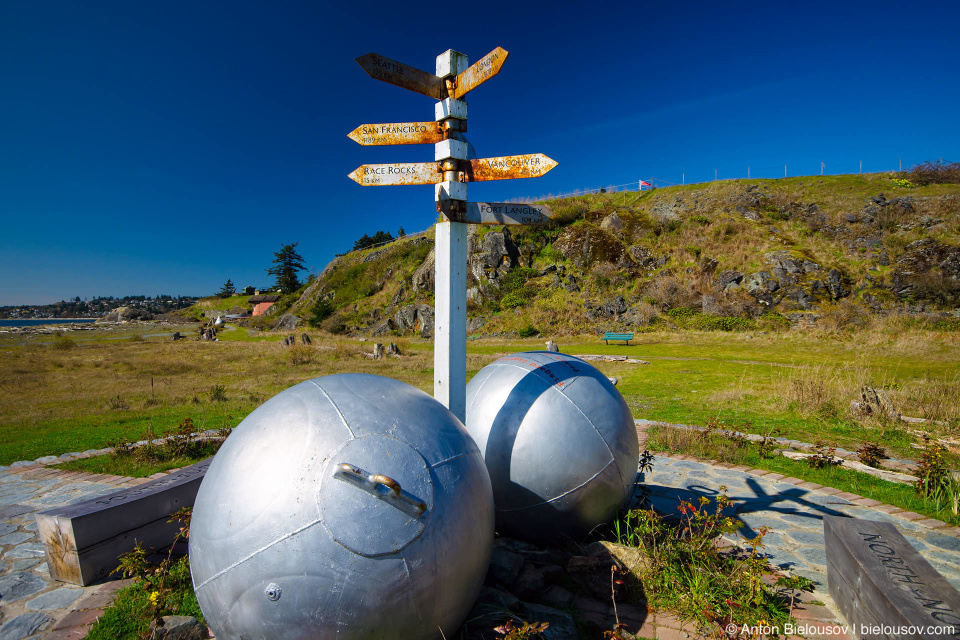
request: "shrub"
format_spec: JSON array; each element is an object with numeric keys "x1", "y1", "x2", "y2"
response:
[
  {"x1": 807, "y1": 441, "x2": 841, "y2": 469},
  {"x1": 288, "y1": 345, "x2": 315, "y2": 366},
  {"x1": 689, "y1": 314, "x2": 754, "y2": 332},
  {"x1": 517, "y1": 325, "x2": 539, "y2": 338},
  {"x1": 209, "y1": 385, "x2": 227, "y2": 402},
  {"x1": 51, "y1": 332, "x2": 75, "y2": 350},
  {"x1": 915, "y1": 439, "x2": 950, "y2": 498},
  {"x1": 307, "y1": 298, "x2": 334, "y2": 327},
  {"x1": 666, "y1": 306, "x2": 696, "y2": 320},
  {"x1": 689, "y1": 214, "x2": 710, "y2": 225},
  {"x1": 614, "y1": 489, "x2": 809, "y2": 632},
  {"x1": 905, "y1": 160, "x2": 960, "y2": 186},
  {"x1": 857, "y1": 443, "x2": 889, "y2": 468}
]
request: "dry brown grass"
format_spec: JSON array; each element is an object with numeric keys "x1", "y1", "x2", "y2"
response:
[{"x1": 0, "y1": 331, "x2": 436, "y2": 463}]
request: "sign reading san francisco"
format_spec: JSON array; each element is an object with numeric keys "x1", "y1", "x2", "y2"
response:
[
  {"x1": 348, "y1": 122, "x2": 443, "y2": 146},
  {"x1": 348, "y1": 162, "x2": 442, "y2": 186}
]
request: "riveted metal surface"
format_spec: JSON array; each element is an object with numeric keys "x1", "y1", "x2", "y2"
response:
[
  {"x1": 464, "y1": 352, "x2": 639, "y2": 543},
  {"x1": 450, "y1": 47, "x2": 508, "y2": 99},
  {"x1": 465, "y1": 154, "x2": 558, "y2": 182},
  {"x1": 348, "y1": 162, "x2": 441, "y2": 186},
  {"x1": 190, "y1": 374, "x2": 494, "y2": 640},
  {"x1": 355, "y1": 53, "x2": 444, "y2": 99},
  {"x1": 347, "y1": 122, "x2": 443, "y2": 146}
]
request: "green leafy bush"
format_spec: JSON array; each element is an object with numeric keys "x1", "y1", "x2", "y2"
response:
[
  {"x1": 689, "y1": 315, "x2": 754, "y2": 331},
  {"x1": 517, "y1": 325, "x2": 539, "y2": 338}
]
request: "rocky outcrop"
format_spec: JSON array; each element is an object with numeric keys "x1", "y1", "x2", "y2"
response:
[
  {"x1": 102, "y1": 306, "x2": 154, "y2": 322},
  {"x1": 394, "y1": 304, "x2": 434, "y2": 338},
  {"x1": 715, "y1": 270, "x2": 744, "y2": 290},
  {"x1": 411, "y1": 248, "x2": 435, "y2": 293},
  {"x1": 764, "y1": 251, "x2": 821, "y2": 286},
  {"x1": 554, "y1": 224, "x2": 624, "y2": 267},
  {"x1": 467, "y1": 228, "x2": 522, "y2": 284},
  {"x1": 584, "y1": 296, "x2": 627, "y2": 320},
  {"x1": 274, "y1": 314, "x2": 301, "y2": 331},
  {"x1": 891, "y1": 238, "x2": 960, "y2": 302}
]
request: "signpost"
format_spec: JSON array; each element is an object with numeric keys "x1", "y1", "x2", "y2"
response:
[{"x1": 348, "y1": 47, "x2": 557, "y2": 422}]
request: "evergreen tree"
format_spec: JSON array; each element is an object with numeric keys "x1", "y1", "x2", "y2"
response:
[
  {"x1": 216, "y1": 279, "x2": 236, "y2": 298},
  {"x1": 352, "y1": 230, "x2": 394, "y2": 251},
  {"x1": 267, "y1": 243, "x2": 307, "y2": 293}
]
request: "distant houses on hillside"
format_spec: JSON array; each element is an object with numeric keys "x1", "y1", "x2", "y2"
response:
[{"x1": 248, "y1": 294, "x2": 282, "y2": 317}]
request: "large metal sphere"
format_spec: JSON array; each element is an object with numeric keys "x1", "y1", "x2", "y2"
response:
[
  {"x1": 189, "y1": 374, "x2": 494, "y2": 640},
  {"x1": 465, "y1": 352, "x2": 639, "y2": 543}
]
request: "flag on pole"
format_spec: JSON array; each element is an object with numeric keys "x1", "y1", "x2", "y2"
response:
[{"x1": 639, "y1": 180, "x2": 651, "y2": 190}]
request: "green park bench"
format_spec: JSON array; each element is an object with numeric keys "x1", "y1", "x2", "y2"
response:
[{"x1": 602, "y1": 332, "x2": 634, "y2": 345}]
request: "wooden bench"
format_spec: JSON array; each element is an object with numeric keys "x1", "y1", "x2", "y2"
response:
[
  {"x1": 824, "y1": 515, "x2": 960, "y2": 639},
  {"x1": 603, "y1": 332, "x2": 634, "y2": 345},
  {"x1": 35, "y1": 460, "x2": 210, "y2": 585}
]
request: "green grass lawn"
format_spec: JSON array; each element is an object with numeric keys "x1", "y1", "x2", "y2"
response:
[{"x1": 2, "y1": 327, "x2": 957, "y2": 476}]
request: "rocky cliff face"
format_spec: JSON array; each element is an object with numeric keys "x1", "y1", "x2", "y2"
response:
[{"x1": 283, "y1": 174, "x2": 960, "y2": 336}]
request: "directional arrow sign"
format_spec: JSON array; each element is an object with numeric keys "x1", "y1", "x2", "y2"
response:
[
  {"x1": 451, "y1": 47, "x2": 508, "y2": 99},
  {"x1": 347, "y1": 122, "x2": 444, "y2": 146},
  {"x1": 356, "y1": 53, "x2": 443, "y2": 99},
  {"x1": 441, "y1": 202, "x2": 555, "y2": 225},
  {"x1": 466, "y1": 154, "x2": 558, "y2": 182},
  {"x1": 348, "y1": 162, "x2": 441, "y2": 186}
]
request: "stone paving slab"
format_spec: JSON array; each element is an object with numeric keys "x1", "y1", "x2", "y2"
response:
[{"x1": 0, "y1": 464, "x2": 146, "y2": 640}]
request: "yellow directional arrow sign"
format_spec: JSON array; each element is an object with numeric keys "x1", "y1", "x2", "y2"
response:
[
  {"x1": 347, "y1": 122, "x2": 444, "y2": 146},
  {"x1": 450, "y1": 47, "x2": 509, "y2": 99},
  {"x1": 466, "y1": 154, "x2": 558, "y2": 182},
  {"x1": 355, "y1": 53, "x2": 444, "y2": 99},
  {"x1": 349, "y1": 154, "x2": 557, "y2": 187},
  {"x1": 348, "y1": 162, "x2": 442, "y2": 186}
]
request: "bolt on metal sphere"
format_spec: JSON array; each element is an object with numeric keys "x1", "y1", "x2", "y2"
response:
[
  {"x1": 189, "y1": 374, "x2": 495, "y2": 640},
  {"x1": 465, "y1": 352, "x2": 639, "y2": 543}
]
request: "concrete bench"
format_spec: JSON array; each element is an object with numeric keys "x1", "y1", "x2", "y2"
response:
[
  {"x1": 603, "y1": 332, "x2": 634, "y2": 345},
  {"x1": 36, "y1": 460, "x2": 210, "y2": 586},
  {"x1": 824, "y1": 515, "x2": 960, "y2": 640}
]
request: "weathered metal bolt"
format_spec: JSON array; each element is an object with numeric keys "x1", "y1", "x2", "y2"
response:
[{"x1": 265, "y1": 583, "x2": 281, "y2": 601}]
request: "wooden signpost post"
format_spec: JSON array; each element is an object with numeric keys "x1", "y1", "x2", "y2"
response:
[{"x1": 349, "y1": 47, "x2": 557, "y2": 422}]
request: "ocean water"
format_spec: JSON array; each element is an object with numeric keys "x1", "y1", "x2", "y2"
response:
[{"x1": 0, "y1": 318, "x2": 97, "y2": 328}]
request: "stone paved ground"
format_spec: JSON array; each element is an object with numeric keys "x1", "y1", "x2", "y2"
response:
[
  {"x1": 2, "y1": 428, "x2": 959, "y2": 639},
  {"x1": 0, "y1": 459, "x2": 154, "y2": 640}
]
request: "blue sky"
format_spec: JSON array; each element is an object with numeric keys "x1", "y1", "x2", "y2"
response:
[{"x1": 2, "y1": 0, "x2": 958, "y2": 305}]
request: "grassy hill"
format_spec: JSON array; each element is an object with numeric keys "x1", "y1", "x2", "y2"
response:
[{"x1": 279, "y1": 171, "x2": 960, "y2": 337}]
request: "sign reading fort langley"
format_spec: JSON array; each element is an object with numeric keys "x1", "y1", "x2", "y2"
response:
[{"x1": 349, "y1": 47, "x2": 557, "y2": 421}]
